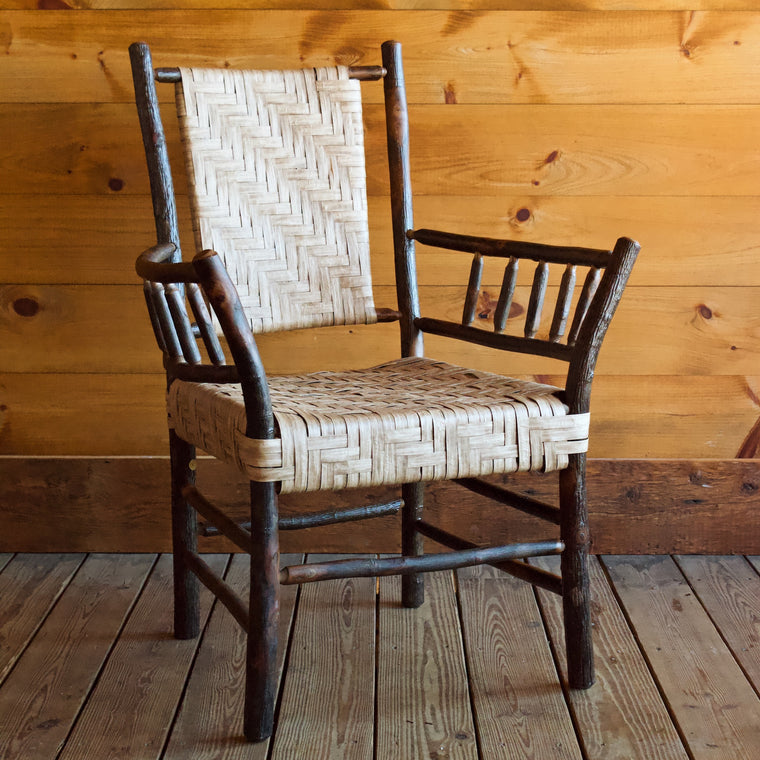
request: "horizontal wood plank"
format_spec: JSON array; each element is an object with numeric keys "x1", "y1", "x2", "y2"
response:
[
  {"x1": 1, "y1": 457, "x2": 758, "y2": 554},
  {"x1": 533, "y1": 555, "x2": 690, "y2": 760},
  {"x1": 0, "y1": 554, "x2": 155, "y2": 760},
  {"x1": 603, "y1": 555, "x2": 760, "y2": 760},
  {"x1": 5, "y1": 1, "x2": 760, "y2": 10},
  {"x1": 3, "y1": 11, "x2": 760, "y2": 104},
  {"x1": 4, "y1": 103, "x2": 760, "y2": 197},
  {"x1": 2, "y1": 283, "x2": 760, "y2": 376},
  {"x1": 2, "y1": 372, "x2": 758, "y2": 458},
  {"x1": 4, "y1": 194, "x2": 760, "y2": 288}
]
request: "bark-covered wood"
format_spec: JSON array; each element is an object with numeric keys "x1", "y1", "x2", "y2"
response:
[{"x1": 279, "y1": 540, "x2": 563, "y2": 585}]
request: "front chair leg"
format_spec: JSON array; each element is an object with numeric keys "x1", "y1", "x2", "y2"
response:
[
  {"x1": 169, "y1": 430, "x2": 200, "y2": 639},
  {"x1": 244, "y1": 481, "x2": 281, "y2": 742},
  {"x1": 401, "y1": 481, "x2": 425, "y2": 608},
  {"x1": 559, "y1": 453, "x2": 595, "y2": 689}
]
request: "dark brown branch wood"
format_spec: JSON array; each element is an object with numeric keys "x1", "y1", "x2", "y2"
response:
[
  {"x1": 455, "y1": 477, "x2": 561, "y2": 525},
  {"x1": 279, "y1": 540, "x2": 563, "y2": 585},
  {"x1": 415, "y1": 317, "x2": 574, "y2": 362},
  {"x1": 415, "y1": 519, "x2": 562, "y2": 594},
  {"x1": 410, "y1": 228, "x2": 612, "y2": 268}
]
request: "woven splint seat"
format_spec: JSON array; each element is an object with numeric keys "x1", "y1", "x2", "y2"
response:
[
  {"x1": 131, "y1": 39, "x2": 638, "y2": 744},
  {"x1": 168, "y1": 357, "x2": 589, "y2": 493}
]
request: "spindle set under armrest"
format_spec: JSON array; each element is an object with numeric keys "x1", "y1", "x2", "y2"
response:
[{"x1": 408, "y1": 227, "x2": 614, "y2": 352}]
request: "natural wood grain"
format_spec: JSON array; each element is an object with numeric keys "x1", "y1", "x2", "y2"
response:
[
  {"x1": 4, "y1": 283, "x2": 760, "y2": 377},
  {"x1": 5, "y1": 1, "x2": 760, "y2": 10},
  {"x1": 0, "y1": 555, "x2": 11, "y2": 573},
  {"x1": 6, "y1": 194, "x2": 760, "y2": 288},
  {"x1": 3, "y1": 11, "x2": 760, "y2": 104},
  {"x1": 0, "y1": 553, "x2": 85, "y2": 684},
  {"x1": 533, "y1": 555, "x2": 689, "y2": 759},
  {"x1": 376, "y1": 571, "x2": 477, "y2": 759},
  {"x1": 270, "y1": 554, "x2": 376, "y2": 760},
  {"x1": 674, "y1": 555, "x2": 760, "y2": 693},
  {"x1": 0, "y1": 554, "x2": 155, "y2": 760},
  {"x1": 163, "y1": 553, "x2": 302, "y2": 759},
  {"x1": 2, "y1": 372, "x2": 759, "y2": 458},
  {"x1": 57, "y1": 553, "x2": 229, "y2": 760},
  {"x1": 603, "y1": 555, "x2": 760, "y2": 760},
  {"x1": 5, "y1": 103, "x2": 760, "y2": 197},
  {"x1": 456, "y1": 562, "x2": 581, "y2": 759},
  {"x1": 3, "y1": 458, "x2": 760, "y2": 554}
]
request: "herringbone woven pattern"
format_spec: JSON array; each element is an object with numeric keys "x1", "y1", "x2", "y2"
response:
[
  {"x1": 176, "y1": 66, "x2": 377, "y2": 333},
  {"x1": 167, "y1": 357, "x2": 590, "y2": 494}
]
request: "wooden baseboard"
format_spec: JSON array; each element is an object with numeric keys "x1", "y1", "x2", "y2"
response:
[{"x1": 1, "y1": 457, "x2": 758, "y2": 554}]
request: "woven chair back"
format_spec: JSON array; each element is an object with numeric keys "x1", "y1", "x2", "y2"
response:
[{"x1": 176, "y1": 66, "x2": 378, "y2": 334}]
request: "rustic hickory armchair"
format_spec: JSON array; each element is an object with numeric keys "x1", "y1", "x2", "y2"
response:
[{"x1": 130, "y1": 40, "x2": 638, "y2": 742}]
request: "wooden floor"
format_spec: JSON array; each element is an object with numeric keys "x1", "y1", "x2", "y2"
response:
[{"x1": 1, "y1": 553, "x2": 759, "y2": 759}]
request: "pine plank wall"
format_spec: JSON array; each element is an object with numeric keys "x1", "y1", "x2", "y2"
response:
[{"x1": 1, "y1": 2, "x2": 759, "y2": 553}]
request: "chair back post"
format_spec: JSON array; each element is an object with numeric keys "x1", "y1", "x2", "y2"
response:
[
  {"x1": 382, "y1": 41, "x2": 423, "y2": 359},
  {"x1": 565, "y1": 236, "x2": 639, "y2": 414},
  {"x1": 129, "y1": 42, "x2": 182, "y2": 260}
]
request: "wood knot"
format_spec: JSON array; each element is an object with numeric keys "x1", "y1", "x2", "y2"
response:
[
  {"x1": 12, "y1": 297, "x2": 39, "y2": 317},
  {"x1": 108, "y1": 177, "x2": 124, "y2": 192},
  {"x1": 515, "y1": 207, "x2": 531, "y2": 222},
  {"x1": 443, "y1": 82, "x2": 458, "y2": 104},
  {"x1": 697, "y1": 304, "x2": 713, "y2": 319}
]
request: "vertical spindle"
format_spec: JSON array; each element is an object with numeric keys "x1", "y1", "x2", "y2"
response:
[
  {"x1": 525, "y1": 261, "x2": 549, "y2": 338},
  {"x1": 494, "y1": 257, "x2": 519, "y2": 333},
  {"x1": 550, "y1": 264, "x2": 577, "y2": 342},
  {"x1": 462, "y1": 254, "x2": 484, "y2": 325}
]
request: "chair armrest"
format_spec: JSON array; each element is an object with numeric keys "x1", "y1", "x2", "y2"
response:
[
  {"x1": 409, "y1": 228, "x2": 612, "y2": 268},
  {"x1": 136, "y1": 242, "x2": 200, "y2": 283}
]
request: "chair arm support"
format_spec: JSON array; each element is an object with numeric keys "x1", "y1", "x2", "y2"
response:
[{"x1": 192, "y1": 249, "x2": 275, "y2": 439}]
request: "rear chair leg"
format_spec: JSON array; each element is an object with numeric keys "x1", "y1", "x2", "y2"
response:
[
  {"x1": 169, "y1": 430, "x2": 200, "y2": 639},
  {"x1": 244, "y1": 481, "x2": 280, "y2": 742},
  {"x1": 401, "y1": 482, "x2": 425, "y2": 608},
  {"x1": 559, "y1": 453, "x2": 595, "y2": 689}
]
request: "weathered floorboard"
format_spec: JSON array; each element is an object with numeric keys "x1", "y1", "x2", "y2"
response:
[
  {"x1": 456, "y1": 563, "x2": 581, "y2": 759},
  {"x1": 674, "y1": 555, "x2": 760, "y2": 695},
  {"x1": 533, "y1": 555, "x2": 689, "y2": 760},
  {"x1": 603, "y1": 555, "x2": 760, "y2": 760},
  {"x1": 0, "y1": 554, "x2": 155, "y2": 760},
  {"x1": 57, "y1": 553, "x2": 229, "y2": 760},
  {"x1": 376, "y1": 571, "x2": 477, "y2": 759},
  {"x1": 0, "y1": 553, "x2": 759, "y2": 758},
  {"x1": 0, "y1": 553, "x2": 85, "y2": 684},
  {"x1": 163, "y1": 553, "x2": 302, "y2": 759},
  {"x1": 270, "y1": 554, "x2": 376, "y2": 760}
]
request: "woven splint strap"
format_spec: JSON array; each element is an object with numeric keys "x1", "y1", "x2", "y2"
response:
[
  {"x1": 176, "y1": 66, "x2": 377, "y2": 334},
  {"x1": 167, "y1": 358, "x2": 589, "y2": 494}
]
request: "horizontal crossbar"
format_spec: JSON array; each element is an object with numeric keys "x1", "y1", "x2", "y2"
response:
[
  {"x1": 415, "y1": 519, "x2": 562, "y2": 595},
  {"x1": 278, "y1": 541, "x2": 563, "y2": 585},
  {"x1": 415, "y1": 317, "x2": 574, "y2": 362},
  {"x1": 455, "y1": 477, "x2": 561, "y2": 525},
  {"x1": 185, "y1": 550, "x2": 249, "y2": 632}
]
